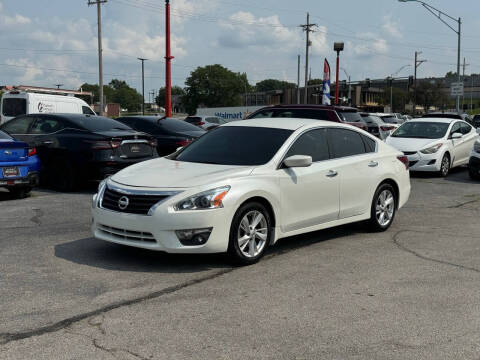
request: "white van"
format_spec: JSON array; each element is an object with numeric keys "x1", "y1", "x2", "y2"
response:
[{"x1": 0, "y1": 91, "x2": 96, "y2": 124}]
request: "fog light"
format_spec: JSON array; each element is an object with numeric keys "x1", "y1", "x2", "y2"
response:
[
  {"x1": 175, "y1": 228, "x2": 212, "y2": 246},
  {"x1": 428, "y1": 159, "x2": 436, "y2": 165}
]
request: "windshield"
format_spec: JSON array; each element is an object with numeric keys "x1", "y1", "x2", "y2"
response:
[
  {"x1": 392, "y1": 122, "x2": 449, "y2": 139},
  {"x1": 174, "y1": 126, "x2": 293, "y2": 166},
  {"x1": 72, "y1": 116, "x2": 133, "y2": 132},
  {"x1": 2, "y1": 98, "x2": 26, "y2": 117},
  {"x1": 338, "y1": 111, "x2": 363, "y2": 123},
  {"x1": 159, "y1": 118, "x2": 203, "y2": 132},
  {"x1": 381, "y1": 116, "x2": 398, "y2": 124}
]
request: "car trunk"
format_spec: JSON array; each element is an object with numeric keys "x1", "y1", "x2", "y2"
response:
[
  {"x1": 0, "y1": 141, "x2": 28, "y2": 162},
  {"x1": 95, "y1": 131, "x2": 156, "y2": 159}
]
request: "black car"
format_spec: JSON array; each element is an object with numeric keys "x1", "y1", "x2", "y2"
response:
[
  {"x1": 472, "y1": 114, "x2": 480, "y2": 128},
  {"x1": 0, "y1": 113, "x2": 158, "y2": 190},
  {"x1": 115, "y1": 116, "x2": 205, "y2": 156}
]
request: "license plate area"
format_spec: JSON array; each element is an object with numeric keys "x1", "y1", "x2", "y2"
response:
[{"x1": 2, "y1": 166, "x2": 19, "y2": 177}]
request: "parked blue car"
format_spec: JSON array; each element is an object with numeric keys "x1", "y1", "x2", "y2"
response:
[{"x1": 0, "y1": 130, "x2": 40, "y2": 198}]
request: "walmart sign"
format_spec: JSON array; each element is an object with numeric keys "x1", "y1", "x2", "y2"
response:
[{"x1": 196, "y1": 106, "x2": 263, "y2": 121}]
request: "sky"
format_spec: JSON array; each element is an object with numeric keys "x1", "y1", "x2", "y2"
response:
[{"x1": 2, "y1": 0, "x2": 480, "y2": 99}]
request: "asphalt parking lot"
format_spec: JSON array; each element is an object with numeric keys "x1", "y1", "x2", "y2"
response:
[{"x1": 1, "y1": 169, "x2": 479, "y2": 359}]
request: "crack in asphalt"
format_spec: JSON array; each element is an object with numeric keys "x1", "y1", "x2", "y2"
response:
[
  {"x1": 447, "y1": 198, "x2": 480, "y2": 209},
  {"x1": 0, "y1": 268, "x2": 235, "y2": 346},
  {"x1": 392, "y1": 230, "x2": 480, "y2": 274}
]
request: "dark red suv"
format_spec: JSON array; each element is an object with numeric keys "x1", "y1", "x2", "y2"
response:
[{"x1": 246, "y1": 104, "x2": 368, "y2": 131}]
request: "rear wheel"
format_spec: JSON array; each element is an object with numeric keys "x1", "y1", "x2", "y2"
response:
[
  {"x1": 228, "y1": 202, "x2": 272, "y2": 265},
  {"x1": 439, "y1": 154, "x2": 450, "y2": 177},
  {"x1": 368, "y1": 183, "x2": 396, "y2": 232},
  {"x1": 9, "y1": 186, "x2": 31, "y2": 199}
]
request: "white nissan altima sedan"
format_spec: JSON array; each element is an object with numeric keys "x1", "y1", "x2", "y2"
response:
[
  {"x1": 92, "y1": 118, "x2": 411, "y2": 265},
  {"x1": 386, "y1": 118, "x2": 479, "y2": 177}
]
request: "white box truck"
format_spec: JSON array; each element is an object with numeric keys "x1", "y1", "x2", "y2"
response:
[{"x1": 0, "y1": 90, "x2": 96, "y2": 125}]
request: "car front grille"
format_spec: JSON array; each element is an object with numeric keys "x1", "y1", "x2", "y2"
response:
[
  {"x1": 97, "y1": 224, "x2": 155, "y2": 243},
  {"x1": 101, "y1": 187, "x2": 169, "y2": 215}
]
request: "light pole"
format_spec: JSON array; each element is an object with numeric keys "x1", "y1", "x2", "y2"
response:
[
  {"x1": 334, "y1": 42, "x2": 344, "y2": 105},
  {"x1": 398, "y1": 0, "x2": 461, "y2": 113},
  {"x1": 389, "y1": 64, "x2": 411, "y2": 112},
  {"x1": 340, "y1": 67, "x2": 351, "y2": 105},
  {"x1": 138, "y1": 58, "x2": 148, "y2": 115}
]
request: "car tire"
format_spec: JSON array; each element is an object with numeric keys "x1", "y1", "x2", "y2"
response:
[
  {"x1": 9, "y1": 186, "x2": 31, "y2": 199},
  {"x1": 439, "y1": 154, "x2": 450, "y2": 177},
  {"x1": 469, "y1": 166, "x2": 480, "y2": 180},
  {"x1": 228, "y1": 202, "x2": 272, "y2": 266},
  {"x1": 368, "y1": 183, "x2": 397, "y2": 232},
  {"x1": 51, "y1": 158, "x2": 77, "y2": 192}
]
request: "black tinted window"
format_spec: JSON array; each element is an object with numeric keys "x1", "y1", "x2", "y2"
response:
[
  {"x1": 249, "y1": 110, "x2": 274, "y2": 118},
  {"x1": 338, "y1": 111, "x2": 363, "y2": 122},
  {"x1": 381, "y1": 116, "x2": 398, "y2": 124},
  {"x1": 328, "y1": 128, "x2": 366, "y2": 158},
  {"x1": 393, "y1": 122, "x2": 449, "y2": 139},
  {"x1": 82, "y1": 106, "x2": 96, "y2": 115},
  {"x1": 0, "y1": 130, "x2": 12, "y2": 140},
  {"x1": 1, "y1": 116, "x2": 34, "y2": 134},
  {"x1": 119, "y1": 118, "x2": 162, "y2": 134},
  {"x1": 274, "y1": 109, "x2": 329, "y2": 120},
  {"x1": 184, "y1": 116, "x2": 202, "y2": 124},
  {"x1": 159, "y1": 118, "x2": 204, "y2": 132},
  {"x1": 71, "y1": 116, "x2": 132, "y2": 132},
  {"x1": 362, "y1": 135, "x2": 376, "y2": 153},
  {"x1": 3, "y1": 98, "x2": 26, "y2": 117},
  {"x1": 30, "y1": 117, "x2": 65, "y2": 134},
  {"x1": 450, "y1": 122, "x2": 461, "y2": 135},
  {"x1": 174, "y1": 127, "x2": 292, "y2": 166},
  {"x1": 285, "y1": 129, "x2": 329, "y2": 162},
  {"x1": 460, "y1": 122, "x2": 472, "y2": 135}
]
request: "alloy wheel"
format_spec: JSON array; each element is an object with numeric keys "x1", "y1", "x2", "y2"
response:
[
  {"x1": 237, "y1": 210, "x2": 268, "y2": 258},
  {"x1": 376, "y1": 190, "x2": 395, "y2": 227},
  {"x1": 441, "y1": 156, "x2": 450, "y2": 176}
]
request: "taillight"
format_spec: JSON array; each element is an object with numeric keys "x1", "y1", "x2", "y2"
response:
[
  {"x1": 84, "y1": 140, "x2": 121, "y2": 150},
  {"x1": 176, "y1": 139, "x2": 192, "y2": 147},
  {"x1": 148, "y1": 139, "x2": 157, "y2": 147},
  {"x1": 198, "y1": 122, "x2": 205, "y2": 126},
  {"x1": 28, "y1": 147, "x2": 37, "y2": 157},
  {"x1": 397, "y1": 155, "x2": 409, "y2": 170},
  {"x1": 381, "y1": 126, "x2": 394, "y2": 131}
]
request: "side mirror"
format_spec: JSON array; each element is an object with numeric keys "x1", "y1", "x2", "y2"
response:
[
  {"x1": 283, "y1": 155, "x2": 312, "y2": 168},
  {"x1": 451, "y1": 132, "x2": 462, "y2": 139}
]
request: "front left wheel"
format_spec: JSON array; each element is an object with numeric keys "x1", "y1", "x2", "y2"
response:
[{"x1": 228, "y1": 202, "x2": 272, "y2": 265}]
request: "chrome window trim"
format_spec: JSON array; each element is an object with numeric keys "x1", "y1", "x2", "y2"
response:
[{"x1": 121, "y1": 139, "x2": 149, "y2": 145}]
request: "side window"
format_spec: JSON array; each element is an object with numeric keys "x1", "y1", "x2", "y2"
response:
[
  {"x1": 328, "y1": 128, "x2": 366, "y2": 159},
  {"x1": 450, "y1": 122, "x2": 462, "y2": 136},
  {"x1": 460, "y1": 122, "x2": 472, "y2": 135},
  {"x1": 362, "y1": 135, "x2": 376, "y2": 153},
  {"x1": 207, "y1": 117, "x2": 220, "y2": 124},
  {"x1": 82, "y1": 106, "x2": 95, "y2": 115},
  {"x1": 30, "y1": 117, "x2": 65, "y2": 134},
  {"x1": 285, "y1": 128, "x2": 329, "y2": 162},
  {"x1": 1, "y1": 116, "x2": 34, "y2": 134}
]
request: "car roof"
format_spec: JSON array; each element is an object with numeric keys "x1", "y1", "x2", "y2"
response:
[
  {"x1": 253, "y1": 104, "x2": 359, "y2": 112},
  {"x1": 407, "y1": 117, "x2": 457, "y2": 124},
  {"x1": 224, "y1": 118, "x2": 349, "y2": 131}
]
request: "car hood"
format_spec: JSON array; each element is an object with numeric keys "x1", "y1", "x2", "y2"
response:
[
  {"x1": 110, "y1": 157, "x2": 254, "y2": 188},
  {"x1": 386, "y1": 137, "x2": 440, "y2": 151}
]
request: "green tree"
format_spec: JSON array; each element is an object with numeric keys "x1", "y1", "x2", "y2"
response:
[
  {"x1": 416, "y1": 80, "x2": 448, "y2": 111},
  {"x1": 79, "y1": 79, "x2": 142, "y2": 112},
  {"x1": 183, "y1": 64, "x2": 249, "y2": 114},
  {"x1": 255, "y1": 79, "x2": 297, "y2": 92},
  {"x1": 155, "y1": 86, "x2": 185, "y2": 107},
  {"x1": 307, "y1": 78, "x2": 323, "y2": 86}
]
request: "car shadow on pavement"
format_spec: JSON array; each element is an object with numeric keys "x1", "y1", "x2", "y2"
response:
[
  {"x1": 54, "y1": 224, "x2": 363, "y2": 273},
  {"x1": 409, "y1": 167, "x2": 475, "y2": 184}
]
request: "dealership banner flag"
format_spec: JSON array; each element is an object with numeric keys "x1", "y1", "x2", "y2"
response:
[{"x1": 322, "y1": 59, "x2": 331, "y2": 105}]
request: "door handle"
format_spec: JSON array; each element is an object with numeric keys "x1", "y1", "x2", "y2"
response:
[
  {"x1": 368, "y1": 161, "x2": 379, "y2": 167},
  {"x1": 326, "y1": 170, "x2": 338, "y2": 178}
]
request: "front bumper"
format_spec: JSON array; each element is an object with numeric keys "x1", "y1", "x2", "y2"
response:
[
  {"x1": 91, "y1": 192, "x2": 233, "y2": 254},
  {"x1": 403, "y1": 151, "x2": 441, "y2": 172}
]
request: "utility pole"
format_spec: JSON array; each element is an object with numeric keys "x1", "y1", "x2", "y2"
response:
[
  {"x1": 297, "y1": 54, "x2": 301, "y2": 104},
  {"x1": 300, "y1": 13, "x2": 317, "y2": 104},
  {"x1": 138, "y1": 58, "x2": 148, "y2": 115},
  {"x1": 462, "y1": 57, "x2": 469, "y2": 111},
  {"x1": 88, "y1": 0, "x2": 107, "y2": 116},
  {"x1": 165, "y1": 0, "x2": 174, "y2": 117},
  {"x1": 414, "y1": 51, "x2": 426, "y2": 115}
]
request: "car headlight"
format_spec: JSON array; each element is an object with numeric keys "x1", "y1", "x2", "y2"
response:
[
  {"x1": 174, "y1": 186, "x2": 230, "y2": 211},
  {"x1": 474, "y1": 141, "x2": 480, "y2": 153},
  {"x1": 95, "y1": 179, "x2": 108, "y2": 208},
  {"x1": 420, "y1": 143, "x2": 443, "y2": 154}
]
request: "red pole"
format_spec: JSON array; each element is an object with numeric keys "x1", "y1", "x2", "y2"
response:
[
  {"x1": 335, "y1": 51, "x2": 340, "y2": 105},
  {"x1": 165, "y1": 0, "x2": 174, "y2": 117}
]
